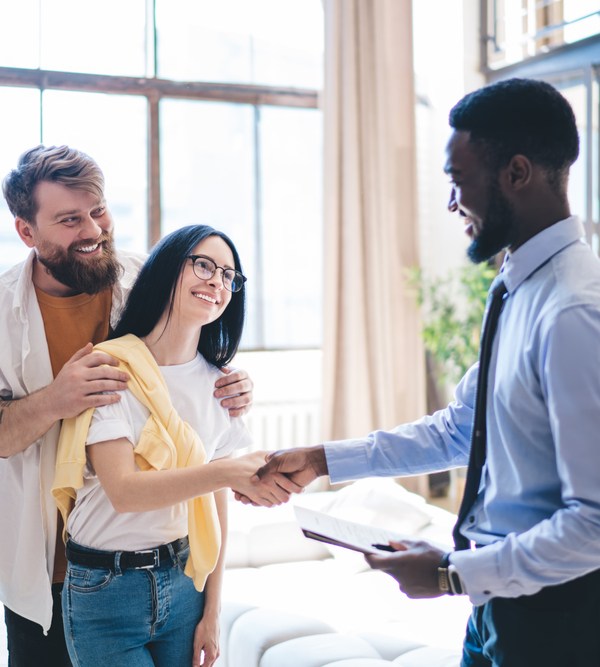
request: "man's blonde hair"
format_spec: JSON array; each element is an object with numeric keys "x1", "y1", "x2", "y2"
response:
[{"x1": 2, "y1": 145, "x2": 105, "y2": 224}]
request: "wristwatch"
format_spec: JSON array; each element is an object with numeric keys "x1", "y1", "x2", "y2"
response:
[{"x1": 437, "y1": 552, "x2": 465, "y2": 595}]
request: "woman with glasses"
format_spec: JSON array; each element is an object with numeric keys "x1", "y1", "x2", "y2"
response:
[{"x1": 53, "y1": 225, "x2": 297, "y2": 667}]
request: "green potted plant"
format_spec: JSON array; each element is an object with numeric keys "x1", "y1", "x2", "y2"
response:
[{"x1": 408, "y1": 262, "x2": 497, "y2": 395}]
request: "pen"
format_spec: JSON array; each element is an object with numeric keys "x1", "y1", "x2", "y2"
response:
[{"x1": 372, "y1": 543, "x2": 395, "y2": 552}]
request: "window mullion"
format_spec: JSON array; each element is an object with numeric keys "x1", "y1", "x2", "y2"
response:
[
  {"x1": 148, "y1": 93, "x2": 161, "y2": 249},
  {"x1": 253, "y1": 104, "x2": 264, "y2": 347}
]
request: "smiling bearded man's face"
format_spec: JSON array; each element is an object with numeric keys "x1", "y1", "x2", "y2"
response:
[
  {"x1": 21, "y1": 180, "x2": 121, "y2": 295},
  {"x1": 35, "y1": 229, "x2": 121, "y2": 294}
]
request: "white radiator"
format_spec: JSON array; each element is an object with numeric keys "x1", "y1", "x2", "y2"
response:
[{"x1": 244, "y1": 400, "x2": 321, "y2": 452}]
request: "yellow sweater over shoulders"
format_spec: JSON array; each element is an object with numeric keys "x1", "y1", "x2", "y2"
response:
[{"x1": 52, "y1": 333, "x2": 221, "y2": 591}]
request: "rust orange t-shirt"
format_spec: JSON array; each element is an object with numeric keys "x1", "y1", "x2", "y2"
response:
[{"x1": 35, "y1": 286, "x2": 112, "y2": 582}]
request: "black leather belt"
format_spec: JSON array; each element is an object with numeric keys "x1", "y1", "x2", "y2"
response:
[{"x1": 66, "y1": 536, "x2": 189, "y2": 571}]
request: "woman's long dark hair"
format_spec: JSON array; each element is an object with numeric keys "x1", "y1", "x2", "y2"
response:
[{"x1": 111, "y1": 225, "x2": 246, "y2": 367}]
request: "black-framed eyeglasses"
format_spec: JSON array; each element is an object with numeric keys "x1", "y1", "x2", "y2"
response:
[{"x1": 187, "y1": 255, "x2": 247, "y2": 293}]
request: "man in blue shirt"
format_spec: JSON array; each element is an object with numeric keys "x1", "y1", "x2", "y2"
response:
[{"x1": 254, "y1": 78, "x2": 600, "y2": 665}]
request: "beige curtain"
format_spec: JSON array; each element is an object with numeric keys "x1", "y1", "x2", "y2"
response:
[{"x1": 321, "y1": 0, "x2": 426, "y2": 448}]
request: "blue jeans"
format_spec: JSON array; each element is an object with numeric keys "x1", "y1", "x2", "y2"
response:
[{"x1": 62, "y1": 541, "x2": 204, "y2": 667}]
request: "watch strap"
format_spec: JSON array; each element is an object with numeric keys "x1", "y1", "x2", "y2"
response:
[
  {"x1": 437, "y1": 552, "x2": 452, "y2": 594},
  {"x1": 438, "y1": 552, "x2": 465, "y2": 595}
]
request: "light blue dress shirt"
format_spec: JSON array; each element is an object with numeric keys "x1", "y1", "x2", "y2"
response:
[{"x1": 325, "y1": 216, "x2": 600, "y2": 606}]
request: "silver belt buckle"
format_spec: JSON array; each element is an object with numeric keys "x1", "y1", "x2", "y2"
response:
[{"x1": 135, "y1": 548, "x2": 159, "y2": 569}]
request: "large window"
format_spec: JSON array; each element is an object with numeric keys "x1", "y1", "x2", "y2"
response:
[
  {"x1": 155, "y1": 0, "x2": 323, "y2": 88},
  {"x1": 0, "y1": 87, "x2": 41, "y2": 270},
  {"x1": 552, "y1": 71, "x2": 600, "y2": 254},
  {"x1": 481, "y1": 2, "x2": 600, "y2": 257},
  {"x1": 483, "y1": 0, "x2": 600, "y2": 70},
  {"x1": 0, "y1": 0, "x2": 323, "y2": 351}
]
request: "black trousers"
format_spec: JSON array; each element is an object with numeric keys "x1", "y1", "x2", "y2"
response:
[
  {"x1": 461, "y1": 569, "x2": 600, "y2": 666},
  {"x1": 4, "y1": 583, "x2": 71, "y2": 667}
]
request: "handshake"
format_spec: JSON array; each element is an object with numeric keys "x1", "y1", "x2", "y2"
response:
[{"x1": 228, "y1": 445, "x2": 329, "y2": 507}]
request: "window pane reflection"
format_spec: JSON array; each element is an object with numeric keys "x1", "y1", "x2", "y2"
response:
[
  {"x1": 160, "y1": 100, "x2": 323, "y2": 349},
  {"x1": 593, "y1": 70, "x2": 599, "y2": 229},
  {"x1": 42, "y1": 90, "x2": 148, "y2": 252},
  {"x1": 260, "y1": 106, "x2": 323, "y2": 348},
  {"x1": 552, "y1": 74, "x2": 600, "y2": 256},
  {"x1": 563, "y1": 0, "x2": 600, "y2": 44},
  {"x1": 156, "y1": 0, "x2": 323, "y2": 88},
  {"x1": 0, "y1": 0, "x2": 39, "y2": 70},
  {"x1": 552, "y1": 79, "x2": 587, "y2": 234},
  {"x1": 40, "y1": 0, "x2": 147, "y2": 76},
  {"x1": 485, "y1": 0, "x2": 600, "y2": 69},
  {"x1": 0, "y1": 88, "x2": 41, "y2": 273},
  {"x1": 159, "y1": 99, "x2": 258, "y2": 342}
]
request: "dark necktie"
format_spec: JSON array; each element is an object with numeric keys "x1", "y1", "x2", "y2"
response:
[{"x1": 452, "y1": 278, "x2": 508, "y2": 550}]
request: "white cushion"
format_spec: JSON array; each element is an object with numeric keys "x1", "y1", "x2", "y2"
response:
[
  {"x1": 226, "y1": 499, "x2": 330, "y2": 568},
  {"x1": 221, "y1": 559, "x2": 471, "y2": 649},
  {"x1": 226, "y1": 608, "x2": 334, "y2": 666},
  {"x1": 323, "y1": 661, "x2": 396, "y2": 666},
  {"x1": 321, "y1": 479, "x2": 433, "y2": 536},
  {"x1": 214, "y1": 602, "x2": 256, "y2": 667},
  {"x1": 356, "y1": 634, "x2": 424, "y2": 661},
  {"x1": 259, "y1": 633, "x2": 381, "y2": 667},
  {"x1": 392, "y1": 646, "x2": 461, "y2": 666}
]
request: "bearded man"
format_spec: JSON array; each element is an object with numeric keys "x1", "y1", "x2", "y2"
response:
[
  {"x1": 254, "y1": 79, "x2": 600, "y2": 666},
  {"x1": 0, "y1": 145, "x2": 255, "y2": 666}
]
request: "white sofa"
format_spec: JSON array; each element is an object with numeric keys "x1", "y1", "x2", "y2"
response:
[{"x1": 217, "y1": 479, "x2": 471, "y2": 667}]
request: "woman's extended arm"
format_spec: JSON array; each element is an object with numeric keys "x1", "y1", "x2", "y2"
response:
[{"x1": 88, "y1": 439, "x2": 301, "y2": 509}]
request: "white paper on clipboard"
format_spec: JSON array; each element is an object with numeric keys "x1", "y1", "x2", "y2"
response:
[{"x1": 293, "y1": 504, "x2": 404, "y2": 555}]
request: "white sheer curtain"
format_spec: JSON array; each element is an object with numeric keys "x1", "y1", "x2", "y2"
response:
[{"x1": 321, "y1": 0, "x2": 426, "y2": 470}]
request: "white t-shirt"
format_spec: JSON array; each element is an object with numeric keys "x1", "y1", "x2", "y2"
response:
[{"x1": 67, "y1": 353, "x2": 252, "y2": 551}]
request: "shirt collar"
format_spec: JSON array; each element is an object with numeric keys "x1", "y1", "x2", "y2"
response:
[{"x1": 500, "y1": 216, "x2": 584, "y2": 294}]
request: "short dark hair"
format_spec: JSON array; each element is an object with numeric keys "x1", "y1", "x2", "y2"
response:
[
  {"x1": 449, "y1": 78, "x2": 579, "y2": 189},
  {"x1": 2, "y1": 145, "x2": 105, "y2": 223},
  {"x1": 112, "y1": 225, "x2": 246, "y2": 368}
]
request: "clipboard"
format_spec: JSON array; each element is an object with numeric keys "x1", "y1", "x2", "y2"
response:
[{"x1": 294, "y1": 504, "x2": 403, "y2": 555}]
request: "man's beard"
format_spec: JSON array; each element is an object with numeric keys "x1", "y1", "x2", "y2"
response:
[
  {"x1": 467, "y1": 181, "x2": 517, "y2": 264},
  {"x1": 37, "y1": 233, "x2": 122, "y2": 294}
]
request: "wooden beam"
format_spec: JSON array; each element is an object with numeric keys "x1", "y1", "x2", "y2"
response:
[{"x1": 0, "y1": 67, "x2": 320, "y2": 109}]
